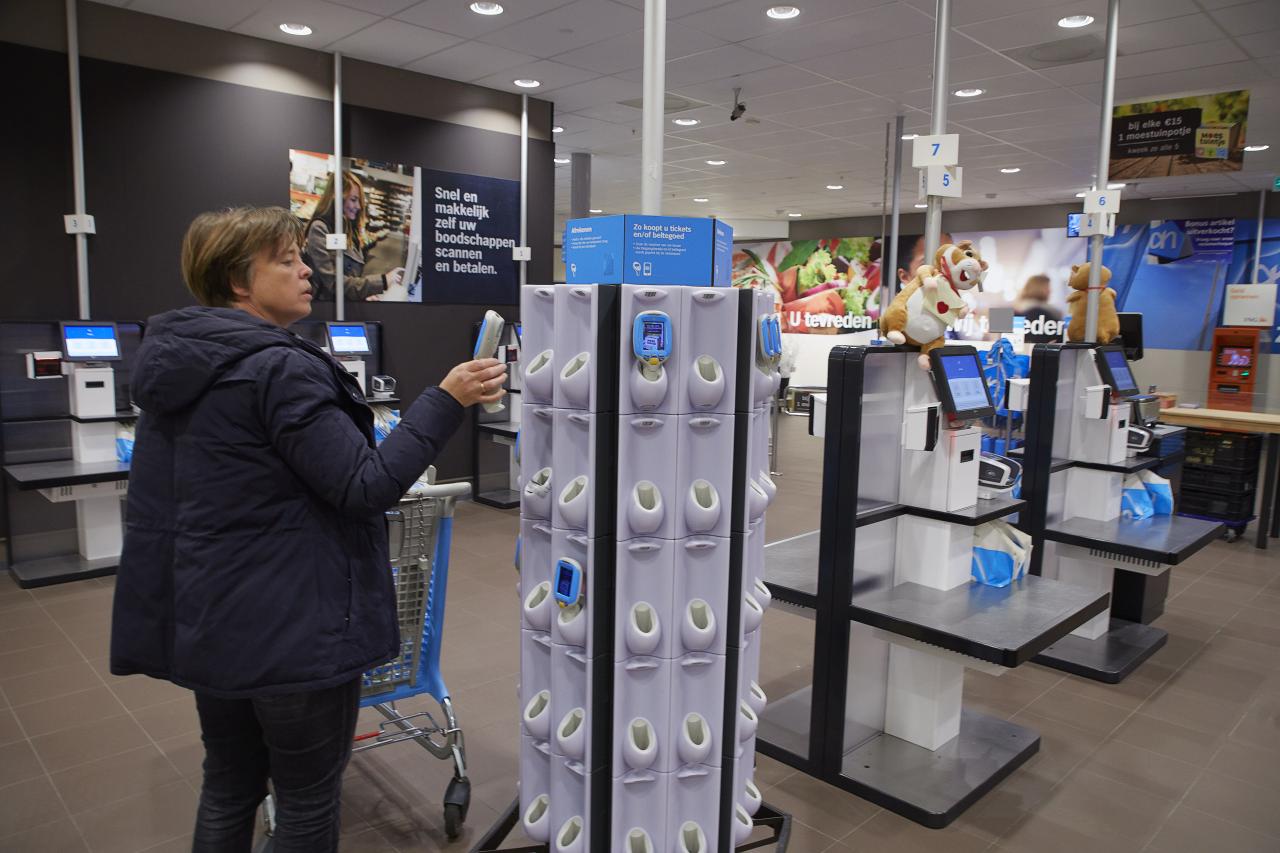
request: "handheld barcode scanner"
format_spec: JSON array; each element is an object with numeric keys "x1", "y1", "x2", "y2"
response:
[
  {"x1": 553, "y1": 558, "x2": 584, "y2": 608},
  {"x1": 474, "y1": 310, "x2": 506, "y2": 414},
  {"x1": 630, "y1": 310, "x2": 672, "y2": 409},
  {"x1": 757, "y1": 314, "x2": 782, "y2": 367}
]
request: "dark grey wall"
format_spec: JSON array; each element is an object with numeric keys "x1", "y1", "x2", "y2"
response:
[
  {"x1": 1, "y1": 41, "x2": 553, "y2": 479},
  {"x1": 791, "y1": 192, "x2": 1280, "y2": 240}
]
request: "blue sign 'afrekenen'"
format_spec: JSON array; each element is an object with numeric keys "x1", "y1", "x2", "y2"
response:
[{"x1": 421, "y1": 168, "x2": 520, "y2": 305}]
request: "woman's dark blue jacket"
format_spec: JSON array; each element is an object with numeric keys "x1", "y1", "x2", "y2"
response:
[{"x1": 110, "y1": 307, "x2": 464, "y2": 698}]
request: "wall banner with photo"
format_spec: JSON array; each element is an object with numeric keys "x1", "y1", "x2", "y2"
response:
[
  {"x1": 732, "y1": 238, "x2": 881, "y2": 334},
  {"x1": 419, "y1": 169, "x2": 520, "y2": 305},
  {"x1": 1109, "y1": 90, "x2": 1251, "y2": 180},
  {"x1": 290, "y1": 150, "x2": 421, "y2": 302}
]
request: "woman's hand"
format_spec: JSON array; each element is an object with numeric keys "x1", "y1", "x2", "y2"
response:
[
  {"x1": 385, "y1": 267, "x2": 405, "y2": 290},
  {"x1": 440, "y1": 358, "x2": 507, "y2": 407}
]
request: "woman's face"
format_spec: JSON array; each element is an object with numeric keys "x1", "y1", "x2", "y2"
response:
[
  {"x1": 239, "y1": 240, "x2": 313, "y2": 327},
  {"x1": 343, "y1": 187, "x2": 361, "y2": 221}
]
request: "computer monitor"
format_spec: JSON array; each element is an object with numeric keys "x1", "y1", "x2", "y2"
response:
[
  {"x1": 928, "y1": 345, "x2": 995, "y2": 420},
  {"x1": 326, "y1": 322, "x2": 372, "y2": 356},
  {"x1": 1117, "y1": 313, "x2": 1143, "y2": 360},
  {"x1": 1094, "y1": 345, "x2": 1140, "y2": 398},
  {"x1": 60, "y1": 321, "x2": 121, "y2": 361}
]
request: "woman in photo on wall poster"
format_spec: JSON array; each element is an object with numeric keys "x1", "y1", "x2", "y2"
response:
[{"x1": 303, "y1": 171, "x2": 405, "y2": 302}]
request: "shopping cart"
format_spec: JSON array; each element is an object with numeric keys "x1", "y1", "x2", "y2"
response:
[{"x1": 261, "y1": 470, "x2": 473, "y2": 841}]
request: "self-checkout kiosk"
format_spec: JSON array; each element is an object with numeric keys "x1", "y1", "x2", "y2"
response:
[
  {"x1": 57, "y1": 322, "x2": 127, "y2": 562},
  {"x1": 325, "y1": 321, "x2": 371, "y2": 394},
  {"x1": 1207, "y1": 326, "x2": 1263, "y2": 412}
]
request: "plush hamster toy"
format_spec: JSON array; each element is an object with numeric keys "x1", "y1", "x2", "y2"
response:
[
  {"x1": 881, "y1": 241, "x2": 988, "y2": 369},
  {"x1": 1065, "y1": 262, "x2": 1119, "y2": 344}
]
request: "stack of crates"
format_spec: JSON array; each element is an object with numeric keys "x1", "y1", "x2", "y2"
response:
[{"x1": 1179, "y1": 429, "x2": 1261, "y2": 523}]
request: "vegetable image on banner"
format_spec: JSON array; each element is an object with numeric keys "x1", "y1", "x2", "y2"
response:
[{"x1": 732, "y1": 238, "x2": 879, "y2": 334}]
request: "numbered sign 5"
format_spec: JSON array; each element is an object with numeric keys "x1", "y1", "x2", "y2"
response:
[
  {"x1": 1083, "y1": 190, "x2": 1121, "y2": 213},
  {"x1": 912, "y1": 134, "x2": 959, "y2": 168},
  {"x1": 924, "y1": 165, "x2": 963, "y2": 198}
]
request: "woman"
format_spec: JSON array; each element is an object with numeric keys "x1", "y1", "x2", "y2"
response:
[
  {"x1": 1016, "y1": 273, "x2": 1063, "y2": 343},
  {"x1": 109, "y1": 206, "x2": 505, "y2": 852},
  {"x1": 303, "y1": 171, "x2": 404, "y2": 301}
]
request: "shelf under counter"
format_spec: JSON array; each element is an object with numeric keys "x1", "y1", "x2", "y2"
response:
[
  {"x1": 848, "y1": 575, "x2": 1110, "y2": 668},
  {"x1": 478, "y1": 420, "x2": 519, "y2": 439},
  {"x1": 1042, "y1": 513, "x2": 1222, "y2": 565},
  {"x1": 901, "y1": 495, "x2": 1025, "y2": 526},
  {"x1": 1074, "y1": 455, "x2": 1162, "y2": 475},
  {"x1": 4, "y1": 459, "x2": 131, "y2": 490},
  {"x1": 6, "y1": 553, "x2": 117, "y2": 589}
]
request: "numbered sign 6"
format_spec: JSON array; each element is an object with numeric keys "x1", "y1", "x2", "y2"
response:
[{"x1": 1083, "y1": 190, "x2": 1121, "y2": 213}]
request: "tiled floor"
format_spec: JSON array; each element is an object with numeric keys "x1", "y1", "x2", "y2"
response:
[{"x1": 1, "y1": 415, "x2": 1278, "y2": 852}]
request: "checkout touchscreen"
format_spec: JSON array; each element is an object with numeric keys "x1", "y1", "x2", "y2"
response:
[
  {"x1": 327, "y1": 322, "x2": 372, "y2": 356},
  {"x1": 1096, "y1": 346, "x2": 1139, "y2": 397},
  {"x1": 61, "y1": 322, "x2": 121, "y2": 361},
  {"x1": 931, "y1": 348, "x2": 995, "y2": 420}
]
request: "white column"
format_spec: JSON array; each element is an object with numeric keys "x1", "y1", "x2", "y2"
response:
[
  {"x1": 922, "y1": 0, "x2": 951, "y2": 262},
  {"x1": 640, "y1": 0, "x2": 666, "y2": 214},
  {"x1": 333, "y1": 51, "x2": 345, "y2": 320},
  {"x1": 1084, "y1": 0, "x2": 1120, "y2": 342}
]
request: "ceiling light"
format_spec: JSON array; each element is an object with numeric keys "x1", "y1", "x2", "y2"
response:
[
  {"x1": 278, "y1": 22, "x2": 312, "y2": 36},
  {"x1": 826, "y1": 184, "x2": 844, "y2": 190},
  {"x1": 1058, "y1": 14, "x2": 1094, "y2": 28},
  {"x1": 1245, "y1": 144, "x2": 1270, "y2": 152},
  {"x1": 552, "y1": 125, "x2": 564, "y2": 134},
  {"x1": 554, "y1": 157, "x2": 570, "y2": 165},
  {"x1": 1107, "y1": 182, "x2": 1126, "y2": 189},
  {"x1": 589, "y1": 208, "x2": 603, "y2": 213},
  {"x1": 513, "y1": 79, "x2": 541, "y2": 88},
  {"x1": 901, "y1": 133, "x2": 919, "y2": 140},
  {"x1": 1000, "y1": 167, "x2": 1021, "y2": 174},
  {"x1": 914, "y1": 203, "x2": 927, "y2": 209},
  {"x1": 954, "y1": 87, "x2": 984, "y2": 98},
  {"x1": 788, "y1": 212, "x2": 803, "y2": 217},
  {"x1": 706, "y1": 159, "x2": 726, "y2": 166},
  {"x1": 693, "y1": 197, "x2": 709, "y2": 203},
  {"x1": 470, "y1": 1, "x2": 504, "y2": 14},
  {"x1": 1075, "y1": 192, "x2": 1087, "y2": 198},
  {"x1": 766, "y1": 5, "x2": 801, "y2": 20},
  {"x1": 673, "y1": 118, "x2": 700, "y2": 126}
]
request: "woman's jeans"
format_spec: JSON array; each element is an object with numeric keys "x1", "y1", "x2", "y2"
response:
[{"x1": 191, "y1": 678, "x2": 362, "y2": 853}]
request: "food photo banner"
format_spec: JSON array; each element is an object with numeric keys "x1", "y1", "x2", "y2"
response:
[
  {"x1": 1109, "y1": 90, "x2": 1251, "y2": 180},
  {"x1": 732, "y1": 238, "x2": 879, "y2": 334}
]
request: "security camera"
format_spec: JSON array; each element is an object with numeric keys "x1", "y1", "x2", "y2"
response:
[{"x1": 729, "y1": 87, "x2": 746, "y2": 121}]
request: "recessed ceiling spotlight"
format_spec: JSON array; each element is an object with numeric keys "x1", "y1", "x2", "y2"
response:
[
  {"x1": 693, "y1": 197, "x2": 709, "y2": 202},
  {"x1": 766, "y1": 5, "x2": 801, "y2": 20},
  {"x1": 706, "y1": 159, "x2": 726, "y2": 166},
  {"x1": 954, "y1": 87, "x2": 984, "y2": 98},
  {"x1": 554, "y1": 157, "x2": 570, "y2": 164},
  {"x1": 1245, "y1": 144, "x2": 1270, "y2": 152},
  {"x1": 470, "y1": 1, "x2": 504, "y2": 14},
  {"x1": 788, "y1": 212, "x2": 803, "y2": 217},
  {"x1": 552, "y1": 125, "x2": 564, "y2": 133},
  {"x1": 1075, "y1": 191, "x2": 1087, "y2": 198},
  {"x1": 1000, "y1": 167, "x2": 1021, "y2": 174},
  {"x1": 513, "y1": 78, "x2": 541, "y2": 88},
  {"x1": 1058, "y1": 14, "x2": 1094, "y2": 28},
  {"x1": 901, "y1": 133, "x2": 919, "y2": 140},
  {"x1": 279, "y1": 22, "x2": 312, "y2": 35},
  {"x1": 826, "y1": 184, "x2": 844, "y2": 190},
  {"x1": 914, "y1": 203, "x2": 927, "y2": 209},
  {"x1": 673, "y1": 118, "x2": 700, "y2": 126},
  {"x1": 1107, "y1": 182, "x2": 1126, "y2": 189},
  {"x1": 589, "y1": 208, "x2": 603, "y2": 213}
]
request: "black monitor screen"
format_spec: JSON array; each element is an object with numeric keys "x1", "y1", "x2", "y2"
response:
[
  {"x1": 1102, "y1": 348, "x2": 1138, "y2": 395},
  {"x1": 327, "y1": 322, "x2": 371, "y2": 356},
  {"x1": 930, "y1": 347, "x2": 994, "y2": 419},
  {"x1": 61, "y1": 322, "x2": 121, "y2": 361}
]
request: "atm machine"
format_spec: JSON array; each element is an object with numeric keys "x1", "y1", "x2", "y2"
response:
[{"x1": 1207, "y1": 327, "x2": 1263, "y2": 412}]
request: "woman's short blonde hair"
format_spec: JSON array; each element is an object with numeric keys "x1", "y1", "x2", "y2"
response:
[{"x1": 181, "y1": 206, "x2": 303, "y2": 307}]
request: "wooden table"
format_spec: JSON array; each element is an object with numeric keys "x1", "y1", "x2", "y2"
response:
[{"x1": 1160, "y1": 408, "x2": 1280, "y2": 549}]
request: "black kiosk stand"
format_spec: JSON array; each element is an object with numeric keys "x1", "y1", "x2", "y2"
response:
[{"x1": 758, "y1": 345, "x2": 1109, "y2": 828}]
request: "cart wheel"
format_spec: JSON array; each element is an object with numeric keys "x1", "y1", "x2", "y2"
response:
[
  {"x1": 444, "y1": 802, "x2": 463, "y2": 840},
  {"x1": 1224, "y1": 528, "x2": 1239, "y2": 542},
  {"x1": 443, "y1": 776, "x2": 470, "y2": 840}
]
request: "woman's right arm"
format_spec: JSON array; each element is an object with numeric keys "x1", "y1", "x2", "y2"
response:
[{"x1": 257, "y1": 351, "x2": 501, "y2": 514}]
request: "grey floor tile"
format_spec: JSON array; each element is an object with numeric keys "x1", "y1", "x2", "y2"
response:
[
  {"x1": 13, "y1": 686, "x2": 128, "y2": 739},
  {"x1": 0, "y1": 817, "x2": 90, "y2": 852},
  {"x1": 1076, "y1": 739, "x2": 1201, "y2": 802},
  {"x1": 71, "y1": 779, "x2": 197, "y2": 853},
  {"x1": 1020, "y1": 685, "x2": 1132, "y2": 739},
  {"x1": 130, "y1": 696, "x2": 200, "y2": 741},
  {"x1": 1205, "y1": 739, "x2": 1280, "y2": 793},
  {"x1": 759, "y1": 773, "x2": 878, "y2": 840},
  {"x1": 30, "y1": 714, "x2": 152, "y2": 774},
  {"x1": 1140, "y1": 686, "x2": 1251, "y2": 735},
  {"x1": 0, "y1": 776, "x2": 72, "y2": 837},
  {"x1": 1146, "y1": 805, "x2": 1280, "y2": 853},
  {"x1": 838, "y1": 809, "x2": 990, "y2": 852},
  {"x1": 1181, "y1": 770, "x2": 1280, "y2": 839},
  {"x1": 0, "y1": 740, "x2": 48, "y2": 787},
  {"x1": 50, "y1": 744, "x2": 183, "y2": 816},
  {"x1": 1110, "y1": 712, "x2": 1225, "y2": 766},
  {"x1": 0, "y1": 662, "x2": 104, "y2": 708}
]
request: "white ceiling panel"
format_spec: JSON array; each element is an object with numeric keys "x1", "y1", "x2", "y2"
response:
[
  {"x1": 671, "y1": 64, "x2": 835, "y2": 105},
  {"x1": 676, "y1": 0, "x2": 890, "y2": 43},
  {"x1": 126, "y1": 0, "x2": 267, "y2": 29},
  {"x1": 1116, "y1": 38, "x2": 1247, "y2": 79},
  {"x1": 394, "y1": 0, "x2": 574, "y2": 39},
  {"x1": 775, "y1": 99, "x2": 900, "y2": 131},
  {"x1": 1118, "y1": 13, "x2": 1226, "y2": 55},
  {"x1": 552, "y1": 25, "x2": 725, "y2": 75},
  {"x1": 475, "y1": 0, "x2": 643, "y2": 56},
  {"x1": 330, "y1": 0, "x2": 418, "y2": 15},
  {"x1": 472, "y1": 58, "x2": 599, "y2": 93},
  {"x1": 1237, "y1": 29, "x2": 1280, "y2": 60},
  {"x1": 1106, "y1": 60, "x2": 1264, "y2": 105},
  {"x1": 404, "y1": 41, "x2": 537, "y2": 81},
  {"x1": 326, "y1": 18, "x2": 461, "y2": 65},
  {"x1": 231, "y1": 0, "x2": 381, "y2": 47},
  {"x1": 1209, "y1": 1, "x2": 1277, "y2": 37},
  {"x1": 742, "y1": 3, "x2": 934, "y2": 64},
  {"x1": 617, "y1": 44, "x2": 783, "y2": 87},
  {"x1": 735, "y1": 83, "x2": 872, "y2": 117},
  {"x1": 543, "y1": 74, "x2": 639, "y2": 113}
]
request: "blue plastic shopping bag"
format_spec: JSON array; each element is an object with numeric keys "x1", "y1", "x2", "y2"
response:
[
  {"x1": 1121, "y1": 474, "x2": 1154, "y2": 520},
  {"x1": 1139, "y1": 470, "x2": 1173, "y2": 516},
  {"x1": 971, "y1": 521, "x2": 1032, "y2": 588}
]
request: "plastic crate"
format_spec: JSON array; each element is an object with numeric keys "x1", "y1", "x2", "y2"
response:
[
  {"x1": 1179, "y1": 485, "x2": 1256, "y2": 521},
  {"x1": 1184, "y1": 429, "x2": 1262, "y2": 467},
  {"x1": 1182, "y1": 463, "x2": 1259, "y2": 493}
]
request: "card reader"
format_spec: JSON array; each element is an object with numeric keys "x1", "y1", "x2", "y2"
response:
[
  {"x1": 474, "y1": 310, "x2": 506, "y2": 414},
  {"x1": 553, "y1": 558, "x2": 584, "y2": 608}
]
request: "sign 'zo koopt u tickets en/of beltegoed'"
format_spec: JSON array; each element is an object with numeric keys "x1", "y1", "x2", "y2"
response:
[{"x1": 563, "y1": 215, "x2": 733, "y2": 286}]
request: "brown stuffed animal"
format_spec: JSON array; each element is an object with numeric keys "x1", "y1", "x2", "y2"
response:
[
  {"x1": 1065, "y1": 262, "x2": 1119, "y2": 343},
  {"x1": 881, "y1": 241, "x2": 987, "y2": 368}
]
